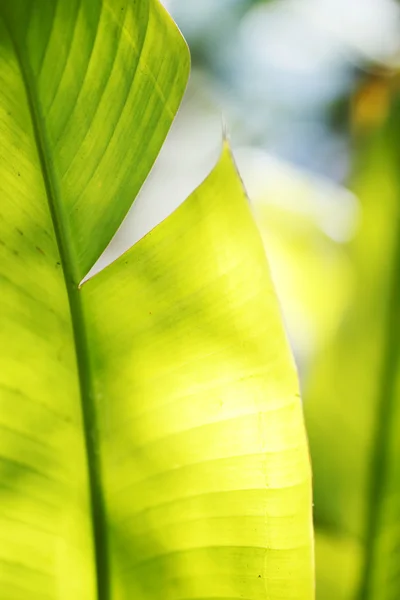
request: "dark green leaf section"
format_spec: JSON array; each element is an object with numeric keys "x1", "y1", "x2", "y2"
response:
[{"x1": 0, "y1": 0, "x2": 190, "y2": 281}]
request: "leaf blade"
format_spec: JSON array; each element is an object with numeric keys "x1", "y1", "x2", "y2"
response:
[
  {"x1": 82, "y1": 145, "x2": 314, "y2": 599},
  {"x1": 0, "y1": 1, "x2": 313, "y2": 598}
]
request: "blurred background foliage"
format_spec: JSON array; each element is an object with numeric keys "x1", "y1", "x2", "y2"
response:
[{"x1": 101, "y1": 1, "x2": 400, "y2": 598}]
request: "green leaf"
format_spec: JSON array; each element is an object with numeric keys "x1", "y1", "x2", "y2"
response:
[
  {"x1": 81, "y1": 143, "x2": 314, "y2": 599},
  {"x1": 0, "y1": 0, "x2": 189, "y2": 282},
  {"x1": 304, "y1": 97, "x2": 400, "y2": 600},
  {"x1": 0, "y1": 1, "x2": 314, "y2": 599}
]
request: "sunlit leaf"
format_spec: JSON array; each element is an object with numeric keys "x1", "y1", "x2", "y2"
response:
[
  {"x1": 82, "y1": 144, "x2": 314, "y2": 599},
  {"x1": 0, "y1": 1, "x2": 313, "y2": 599}
]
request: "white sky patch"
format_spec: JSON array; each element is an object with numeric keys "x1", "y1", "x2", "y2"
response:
[
  {"x1": 240, "y1": 0, "x2": 400, "y2": 75},
  {"x1": 240, "y1": 2, "x2": 342, "y2": 75},
  {"x1": 292, "y1": 0, "x2": 400, "y2": 68}
]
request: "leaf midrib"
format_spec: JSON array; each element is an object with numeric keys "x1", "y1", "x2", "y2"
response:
[{"x1": 2, "y1": 14, "x2": 110, "y2": 600}]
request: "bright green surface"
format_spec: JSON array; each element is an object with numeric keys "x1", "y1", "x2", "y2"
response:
[
  {"x1": 82, "y1": 145, "x2": 314, "y2": 599},
  {"x1": 0, "y1": 1, "x2": 313, "y2": 598}
]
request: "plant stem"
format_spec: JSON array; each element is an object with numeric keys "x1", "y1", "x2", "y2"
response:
[{"x1": 356, "y1": 206, "x2": 400, "y2": 598}]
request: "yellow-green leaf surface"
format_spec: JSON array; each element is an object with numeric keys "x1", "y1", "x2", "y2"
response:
[
  {"x1": 0, "y1": 0, "x2": 314, "y2": 599},
  {"x1": 81, "y1": 145, "x2": 314, "y2": 599},
  {"x1": 304, "y1": 96, "x2": 400, "y2": 600}
]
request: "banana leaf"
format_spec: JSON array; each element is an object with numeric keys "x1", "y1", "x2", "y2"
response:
[{"x1": 0, "y1": 1, "x2": 314, "y2": 598}]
